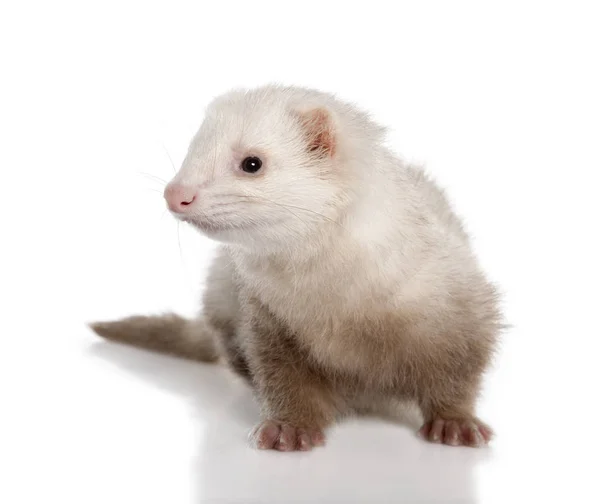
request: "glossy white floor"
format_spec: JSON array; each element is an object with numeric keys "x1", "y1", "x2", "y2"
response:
[{"x1": 2, "y1": 2, "x2": 599, "y2": 503}]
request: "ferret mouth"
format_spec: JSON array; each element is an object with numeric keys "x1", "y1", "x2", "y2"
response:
[
  {"x1": 182, "y1": 216, "x2": 225, "y2": 232},
  {"x1": 181, "y1": 216, "x2": 255, "y2": 233}
]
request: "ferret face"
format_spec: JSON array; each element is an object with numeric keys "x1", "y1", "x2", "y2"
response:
[{"x1": 164, "y1": 89, "x2": 351, "y2": 248}]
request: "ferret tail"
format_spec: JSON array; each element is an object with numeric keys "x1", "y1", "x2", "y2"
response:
[{"x1": 89, "y1": 314, "x2": 220, "y2": 363}]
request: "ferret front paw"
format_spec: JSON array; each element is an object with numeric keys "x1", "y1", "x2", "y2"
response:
[
  {"x1": 249, "y1": 420, "x2": 326, "y2": 452},
  {"x1": 418, "y1": 417, "x2": 493, "y2": 447}
]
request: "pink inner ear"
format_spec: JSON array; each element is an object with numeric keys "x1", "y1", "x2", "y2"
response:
[{"x1": 300, "y1": 108, "x2": 336, "y2": 157}]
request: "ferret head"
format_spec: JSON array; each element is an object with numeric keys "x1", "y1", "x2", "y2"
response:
[{"x1": 164, "y1": 86, "x2": 383, "y2": 250}]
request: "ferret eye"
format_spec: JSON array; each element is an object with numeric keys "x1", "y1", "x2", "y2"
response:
[{"x1": 241, "y1": 156, "x2": 262, "y2": 174}]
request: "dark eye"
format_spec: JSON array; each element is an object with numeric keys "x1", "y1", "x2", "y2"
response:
[{"x1": 241, "y1": 156, "x2": 262, "y2": 174}]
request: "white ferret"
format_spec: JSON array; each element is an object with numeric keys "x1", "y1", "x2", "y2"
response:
[{"x1": 92, "y1": 85, "x2": 502, "y2": 451}]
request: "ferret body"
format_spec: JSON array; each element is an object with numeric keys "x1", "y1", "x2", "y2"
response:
[{"x1": 92, "y1": 85, "x2": 502, "y2": 450}]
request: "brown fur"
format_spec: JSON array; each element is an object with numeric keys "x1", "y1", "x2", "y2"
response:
[
  {"x1": 91, "y1": 254, "x2": 500, "y2": 449},
  {"x1": 90, "y1": 85, "x2": 503, "y2": 451},
  {"x1": 90, "y1": 315, "x2": 219, "y2": 363}
]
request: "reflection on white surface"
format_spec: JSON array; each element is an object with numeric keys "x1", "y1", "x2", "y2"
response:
[{"x1": 90, "y1": 342, "x2": 488, "y2": 504}]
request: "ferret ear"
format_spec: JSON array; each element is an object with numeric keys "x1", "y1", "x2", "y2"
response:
[{"x1": 295, "y1": 108, "x2": 336, "y2": 158}]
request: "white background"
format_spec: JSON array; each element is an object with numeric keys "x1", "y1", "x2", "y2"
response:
[{"x1": 1, "y1": 1, "x2": 599, "y2": 503}]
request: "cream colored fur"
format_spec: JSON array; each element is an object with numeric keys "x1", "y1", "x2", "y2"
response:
[{"x1": 92, "y1": 85, "x2": 502, "y2": 451}]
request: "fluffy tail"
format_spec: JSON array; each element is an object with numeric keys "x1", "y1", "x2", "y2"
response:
[{"x1": 89, "y1": 314, "x2": 219, "y2": 362}]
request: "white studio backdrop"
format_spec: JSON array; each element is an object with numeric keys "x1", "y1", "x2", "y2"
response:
[{"x1": 1, "y1": 2, "x2": 599, "y2": 503}]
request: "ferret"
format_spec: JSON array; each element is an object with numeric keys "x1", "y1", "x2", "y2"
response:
[{"x1": 91, "y1": 85, "x2": 502, "y2": 451}]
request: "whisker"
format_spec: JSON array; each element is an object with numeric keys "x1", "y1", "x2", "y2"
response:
[
  {"x1": 204, "y1": 199, "x2": 264, "y2": 210},
  {"x1": 276, "y1": 202, "x2": 348, "y2": 231},
  {"x1": 160, "y1": 142, "x2": 177, "y2": 173},
  {"x1": 200, "y1": 193, "x2": 345, "y2": 238},
  {"x1": 188, "y1": 210, "x2": 247, "y2": 221},
  {"x1": 226, "y1": 195, "x2": 313, "y2": 234},
  {"x1": 241, "y1": 193, "x2": 350, "y2": 233},
  {"x1": 177, "y1": 221, "x2": 184, "y2": 267},
  {"x1": 266, "y1": 202, "x2": 312, "y2": 234},
  {"x1": 160, "y1": 208, "x2": 170, "y2": 220},
  {"x1": 138, "y1": 172, "x2": 168, "y2": 186}
]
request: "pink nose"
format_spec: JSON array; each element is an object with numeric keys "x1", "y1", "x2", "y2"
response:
[{"x1": 164, "y1": 183, "x2": 197, "y2": 213}]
